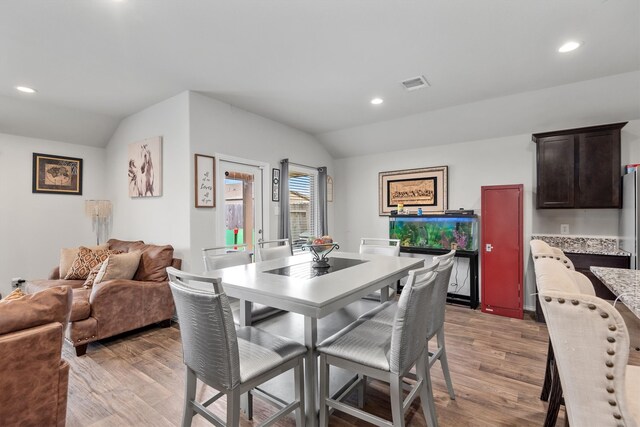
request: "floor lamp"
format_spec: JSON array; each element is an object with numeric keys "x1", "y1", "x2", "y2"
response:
[{"x1": 85, "y1": 200, "x2": 112, "y2": 245}]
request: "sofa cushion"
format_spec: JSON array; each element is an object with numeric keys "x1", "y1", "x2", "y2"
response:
[
  {"x1": 64, "y1": 247, "x2": 123, "y2": 280},
  {"x1": 133, "y1": 244, "x2": 174, "y2": 282},
  {"x1": 1, "y1": 288, "x2": 25, "y2": 302},
  {"x1": 25, "y1": 280, "x2": 86, "y2": 294},
  {"x1": 107, "y1": 238, "x2": 145, "y2": 253},
  {"x1": 59, "y1": 244, "x2": 108, "y2": 278},
  {"x1": 0, "y1": 287, "x2": 71, "y2": 335}
]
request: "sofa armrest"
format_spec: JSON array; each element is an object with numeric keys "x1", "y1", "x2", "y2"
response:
[
  {"x1": 89, "y1": 279, "x2": 174, "y2": 338},
  {"x1": 49, "y1": 266, "x2": 61, "y2": 280}
]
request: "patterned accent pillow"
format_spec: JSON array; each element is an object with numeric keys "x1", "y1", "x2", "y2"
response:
[
  {"x1": 1, "y1": 288, "x2": 25, "y2": 302},
  {"x1": 64, "y1": 247, "x2": 123, "y2": 280},
  {"x1": 82, "y1": 261, "x2": 106, "y2": 288}
]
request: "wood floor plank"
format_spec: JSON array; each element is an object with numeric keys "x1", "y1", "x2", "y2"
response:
[{"x1": 60, "y1": 304, "x2": 640, "y2": 426}]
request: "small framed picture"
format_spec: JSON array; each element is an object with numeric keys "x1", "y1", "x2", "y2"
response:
[
  {"x1": 272, "y1": 168, "x2": 280, "y2": 202},
  {"x1": 32, "y1": 153, "x2": 83, "y2": 195},
  {"x1": 195, "y1": 154, "x2": 215, "y2": 208}
]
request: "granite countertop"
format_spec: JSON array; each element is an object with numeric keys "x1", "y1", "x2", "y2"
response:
[
  {"x1": 531, "y1": 235, "x2": 630, "y2": 257},
  {"x1": 591, "y1": 267, "x2": 640, "y2": 319}
]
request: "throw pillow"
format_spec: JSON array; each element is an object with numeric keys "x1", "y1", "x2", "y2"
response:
[
  {"x1": 133, "y1": 244, "x2": 174, "y2": 282},
  {"x1": 84, "y1": 251, "x2": 142, "y2": 288},
  {"x1": 65, "y1": 247, "x2": 123, "y2": 280},
  {"x1": 1, "y1": 288, "x2": 25, "y2": 302},
  {"x1": 59, "y1": 244, "x2": 108, "y2": 278},
  {"x1": 82, "y1": 262, "x2": 106, "y2": 288}
]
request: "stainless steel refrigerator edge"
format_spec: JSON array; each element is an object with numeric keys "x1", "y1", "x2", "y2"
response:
[{"x1": 619, "y1": 171, "x2": 639, "y2": 269}]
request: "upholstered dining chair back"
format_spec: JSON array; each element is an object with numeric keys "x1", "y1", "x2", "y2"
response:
[
  {"x1": 202, "y1": 245, "x2": 252, "y2": 271},
  {"x1": 359, "y1": 237, "x2": 401, "y2": 256},
  {"x1": 425, "y1": 250, "x2": 455, "y2": 339},
  {"x1": 389, "y1": 261, "x2": 439, "y2": 375},
  {"x1": 530, "y1": 239, "x2": 575, "y2": 270},
  {"x1": 534, "y1": 257, "x2": 595, "y2": 296},
  {"x1": 167, "y1": 267, "x2": 241, "y2": 391},
  {"x1": 257, "y1": 238, "x2": 293, "y2": 261},
  {"x1": 540, "y1": 291, "x2": 638, "y2": 427}
]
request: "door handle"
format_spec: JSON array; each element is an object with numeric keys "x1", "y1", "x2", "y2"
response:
[{"x1": 485, "y1": 243, "x2": 493, "y2": 252}]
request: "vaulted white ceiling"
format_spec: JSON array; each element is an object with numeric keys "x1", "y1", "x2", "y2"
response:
[{"x1": 0, "y1": 0, "x2": 638, "y2": 154}]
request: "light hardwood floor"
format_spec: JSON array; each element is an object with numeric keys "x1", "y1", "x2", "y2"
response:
[{"x1": 63, "y1": 305, "x2": 640, "y2": 427}]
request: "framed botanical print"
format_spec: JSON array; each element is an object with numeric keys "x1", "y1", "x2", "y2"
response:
[{"x1": 32, "y1": 153, "x2": 83, "y2": 195}]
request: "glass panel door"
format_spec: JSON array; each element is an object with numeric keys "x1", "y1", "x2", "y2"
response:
[{"x1": 218, "y1": 160, "x2": 263, "y2": 252}]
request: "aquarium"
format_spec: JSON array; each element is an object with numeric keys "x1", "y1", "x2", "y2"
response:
[{"x1": 389, "y1": 214, "x2": 478, "y2": 252}]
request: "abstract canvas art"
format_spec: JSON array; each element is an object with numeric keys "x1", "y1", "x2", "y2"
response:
[{"x1": 128, "y1": 136, "x2": 162, "y2": 197}]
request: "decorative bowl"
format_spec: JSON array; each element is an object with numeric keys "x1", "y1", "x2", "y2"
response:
[{"x1": 302, "y1": 242, "x2": 339, "y2": 268}]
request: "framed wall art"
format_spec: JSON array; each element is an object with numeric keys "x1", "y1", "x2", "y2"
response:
[
  {"x1": 272, "y1": 168, "x2": 280, "y2": 202},
  {"x1": 327, "y1": 175, "x2": 334, "y2": 202},
  {"x1": 379, "y1": 166, "x2": 448, "y2": 216},
  {"x1": 32, "y1": 153, "x2": 83, "y2": 195},
  {"x1": 128, "y1": 136, "x2": 162, "y2": 198},
  {"x1": 195, "y1": 154, "x2": 215, "y2": 208}
]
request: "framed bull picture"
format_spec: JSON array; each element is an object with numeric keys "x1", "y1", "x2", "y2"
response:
[{"x1": 128, "y1": 136, "x2": 162, "y2": 197}]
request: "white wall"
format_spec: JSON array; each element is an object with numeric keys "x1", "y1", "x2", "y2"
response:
[
  {"x1": 334, "y1": 119, "x2": 640, "y2": 311},
  {"x1": 0, "y1": 133, "x2": 106, "y2": 296},
  {"x1": 105, "y1": 92, "x2": 191, "y2": 269},
  {"x1": 188, "y1": 92, "x2": 334, "y2": 270}
]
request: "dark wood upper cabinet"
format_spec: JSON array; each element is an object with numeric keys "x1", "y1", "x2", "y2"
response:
[{"x1": 533, "y1": 122, "x2": 627, "y2": 209}]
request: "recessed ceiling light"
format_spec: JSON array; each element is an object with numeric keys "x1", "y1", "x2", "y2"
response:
[
  {"x1": 558, "y1": 41, "x2": 581, "y2": 53},
  {"x1": 16, "y1": 86, "x2": 37, "y2": 94},
  {"x1": 370, "y1": 97, "x2": 384, "y2": 105}
]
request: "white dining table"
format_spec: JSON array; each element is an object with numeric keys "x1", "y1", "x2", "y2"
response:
[{"x1": 202, "y1": 251, "x2": 424, "y2": 427}]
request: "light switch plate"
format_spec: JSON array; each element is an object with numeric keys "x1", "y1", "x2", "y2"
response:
[{"x1": 560, "y1": 224, "x2": 570, "y2": 235}]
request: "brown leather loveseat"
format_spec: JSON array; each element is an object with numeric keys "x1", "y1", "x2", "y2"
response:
[
  {"x1": 25, "y1": 239, "x2": 181, "y2": 356},
  {"x1": 0, "y1": 286, "x2": 72, "y2": 427}
]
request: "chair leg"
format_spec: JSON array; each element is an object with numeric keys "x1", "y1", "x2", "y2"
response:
[
  {"x1": 436, "y1": 329, "x2": 455, "y2": 400},
  {"x1": 182, "y1": 367, "x2": 197, "y2": 427},
  {"x1": 390, "y1": 373, "x2": 406, "y2": 427},
  {"x1": 319, "y1": 355, "x2": 329, "y2": 427},
  {"x1": 226, "y1": 389, "x2": 241, "y2": 427},
  {"x1": 544, "y1": 362, "x2": 563, "y2": 427},
  {"x1": 246, "y1": 390, "x2": 253, "y2": 420},
  {"x1": 294, "y1": 360, "x2": 305, "y2": 427},
  {"x1": 416, "y1": 355, "x2": 438, "y2": 427},
  {"x1": 541, "y1": 339, "x2": 554, "y2": 401},
  {"x1": 358, "y1": 375, "x2": 368, "y2": 408}
]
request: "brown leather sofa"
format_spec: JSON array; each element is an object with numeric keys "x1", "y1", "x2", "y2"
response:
[
  {"x1": 25, "y1": 239, "x2": 181, "y2": 356},
  {"x1": 0, "y1": 286, "x2": 72, "y2": 427}
]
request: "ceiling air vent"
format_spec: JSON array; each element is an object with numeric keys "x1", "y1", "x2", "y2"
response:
[{"x1": 400, "y1": 75, "x2": 430, "y2": 91}]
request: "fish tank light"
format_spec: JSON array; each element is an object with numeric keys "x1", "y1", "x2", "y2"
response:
[{"x1": 389, "y1": 214, "x2": 479, "y2": 252}]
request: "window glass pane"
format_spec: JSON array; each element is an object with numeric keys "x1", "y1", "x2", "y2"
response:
[{"x1": 289, "y1": 166, "x2": 318, "y2": 251}]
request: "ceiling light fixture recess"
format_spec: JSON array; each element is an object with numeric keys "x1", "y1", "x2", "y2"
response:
[
  {"x1": 558, "y1": 41, "x2": 581, "y2": 53},
  {"x1": 370, "y1": 97, "x2": 384, "y2": 105},
  {"x1": 401, "y1": 75, "x2": 430, "y2": 91},
  {"x1": 16, "y1": 86, "x2": 37, "y2": 94}
]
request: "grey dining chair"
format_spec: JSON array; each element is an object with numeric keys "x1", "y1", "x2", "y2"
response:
[
  {"x1": 539, "y1": 290, "x2": 640, "y2": 427},
  {"x1": 167, "y1": 267, "x2": 307, "y2": 427},
  {"x1": 317, "y1": 261, "x2": 441, "y2": 427},
  {"x1": 201, "y1": 244, "x2": 282, "y2": 324},
  {"x1": 357, "y1": 249, "x2": 457, "y2": 402},
  {"x1": 202, "y1": 244, "x2": 252, "y2": 271},
  {"x1": 257, "y1": 238, "x2": 293, "y2": 262},
  {"x1": 359, "y1": 237, "x2": 401, "y2": 301}
]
